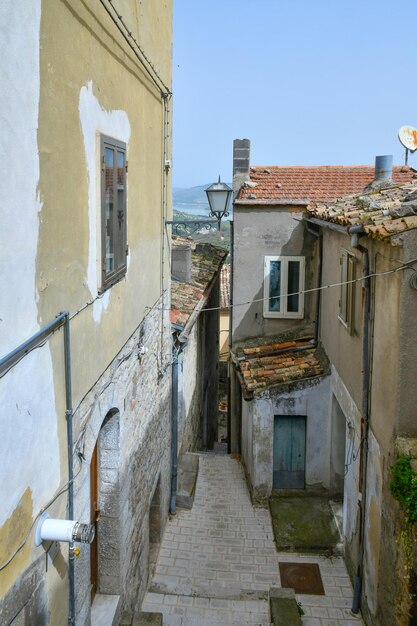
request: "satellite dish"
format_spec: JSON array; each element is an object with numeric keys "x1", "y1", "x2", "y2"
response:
[{"x1": 398, "y1": 126, "x2": 417, "y2": 152}]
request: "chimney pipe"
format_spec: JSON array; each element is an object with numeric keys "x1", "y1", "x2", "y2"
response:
[
  {"x1": 233, "y1": 139, "x2": 250, "y2": 199},
  {"x1": 364, "y1": 155, "x2": 393, "y2": 192},
  {"x1": 171, "y1": 246, "x2": 192, "y2": 282},
  {"x1": 374, "y1": 155, "x2": 393, "y2": 182}
]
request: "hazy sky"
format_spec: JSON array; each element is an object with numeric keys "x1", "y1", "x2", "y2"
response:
[{"x1": 173, "y1": 0, "x2": 417, "y2": 188}]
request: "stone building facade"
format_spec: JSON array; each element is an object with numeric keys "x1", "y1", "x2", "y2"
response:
[{"x1": 0, "y1": 1, "x2": 173, "y2": 624}]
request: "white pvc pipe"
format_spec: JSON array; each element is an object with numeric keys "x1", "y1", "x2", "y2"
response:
[{"x1": 40, "y1": 518, "x2": 77, "y2": 543}]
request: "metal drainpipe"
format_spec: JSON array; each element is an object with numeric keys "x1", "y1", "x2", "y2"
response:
[
  {"x1": 349, "y1": 229, "x2": 371, "y2": 614},
  {"x1": 170, "y1": 342, "x2": 179, "y2": 515},
  {"x1": 63, "y1": 313, "x2": 76, "y2": 625}
]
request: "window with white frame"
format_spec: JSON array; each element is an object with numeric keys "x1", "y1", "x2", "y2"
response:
[
  {"x1": 263, "y1": 256, "x2": 305, "y2": 318},
  {"x1": 339, "y1": 250, "x2": 355, "y2": 332}
]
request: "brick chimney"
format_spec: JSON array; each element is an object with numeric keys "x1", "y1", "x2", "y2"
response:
[{"x1": 233, "y1": 138, "x2": 250, "y2": 199}]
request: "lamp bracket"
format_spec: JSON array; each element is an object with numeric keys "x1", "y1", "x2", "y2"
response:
[{"x1": 165, "y1": 219, "x2": 220, "y2": 235}]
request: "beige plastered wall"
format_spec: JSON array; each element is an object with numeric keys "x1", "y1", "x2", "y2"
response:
[
  {"x1": 232, "y1": 206, "x2": 317, "y2": 344},
  {"x1": 0, "y1": 0, "x2": 172, "y2": 617},
  {"x1": 320, "y1": 227, "x2": 407, "y2": 624}
]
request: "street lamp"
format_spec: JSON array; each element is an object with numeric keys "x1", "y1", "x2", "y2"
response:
[
  {"x1": 166, "y1": 176, "x2": 232, "y2": 235},
  {"x1": 205, "y1": 176, "x2": 232, "y2": 231}
]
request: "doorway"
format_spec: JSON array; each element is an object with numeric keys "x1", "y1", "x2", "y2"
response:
[
  {"x1": 273, "y1": 415, "x2": 306, "y2": 489},
  {"x1": 90, "y1": 409, "x2": 121, "y2": 600},
  {"x1": 148, "y1": 476, "x2": 161, "y2": 583},
  {"x1": 90, "y1": 442, "x2": 99, "y2": 601}
]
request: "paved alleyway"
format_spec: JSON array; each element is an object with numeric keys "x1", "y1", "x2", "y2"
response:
[{"x1": 142, "y1": 454, "x2": 364, "y2": 626}]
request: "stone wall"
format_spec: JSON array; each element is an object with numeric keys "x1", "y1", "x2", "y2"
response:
[{"x1": 72, "y1": 297, "x2": 172, "y2": 624}]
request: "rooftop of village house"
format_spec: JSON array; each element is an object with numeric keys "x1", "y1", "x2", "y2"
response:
[
  {"x1": 171, "y1": 238, "x2": 228, "y2": 328},
  {"x1": 307, "y1": 178, "x2": 417, "y2": 240},
  {"x1": 232, "y1": 335, "x2": 329, "y2": 398},
  {"x1": 235, "y1": 164, "x2": 417, "y2": 205},
  {"x1": 220, "y1": 264, "x2": 230, "y2": 310}
]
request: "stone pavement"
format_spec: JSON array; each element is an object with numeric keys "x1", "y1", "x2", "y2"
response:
[{"x1": 142, "y1": 453, "x2": 364, "y2": 626}]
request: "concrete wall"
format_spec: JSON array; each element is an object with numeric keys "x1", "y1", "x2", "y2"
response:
[
  {"x1": 0, "y1": 0, "x2": 172, "y2": 623},
  {"x1": 178, "y1": 325, "x2": 202, "y2": 453},
  {"x1": 219, "y1": 309, "x2": 229, "y2": 358},
  {"x1": 232, "y1": 207, "x2": 317, "y2": 344},
  {"x1": 241, "y1": 376, "x2": 332, "y2": 503}
]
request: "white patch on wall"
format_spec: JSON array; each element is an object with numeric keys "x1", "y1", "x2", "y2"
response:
[
  {"x1": 0, "y1": 0, "x2": 60, "y2": 525},
  {"x1": 79, "y1": 81, "x2": 131, "y2": 323}
]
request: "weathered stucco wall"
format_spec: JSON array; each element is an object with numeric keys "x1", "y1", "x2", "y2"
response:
[
  {"x1": 178, "y1": 325, "x2": 202, "y2": 453},
  {"x1": 232, "y1": 207, "x2": 317, "y2": 344},
  {"x1": 0, "y1": 0, "x2": 173, "y2": 623},
  {"x1": 0, "y1": 2, "x2": 63, "y2": 621},
  {"x1": 319, "y1": 230, "x2": 364, "y2": 411},
  {"x1": 241, "y1": 376, "x2": 332, "y2": 503},
  {"x1": 397, "y1": 229, "x2": 417, "y2": 436}
]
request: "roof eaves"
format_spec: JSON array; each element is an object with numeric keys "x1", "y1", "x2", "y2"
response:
[{"x1": 234, "y1": 198, "x2": 309, "y2": 206}]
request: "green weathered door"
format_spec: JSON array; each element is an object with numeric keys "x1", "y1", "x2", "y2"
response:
[{"x1": 273, "y1": 415, "x2": 306, "y2": 489}]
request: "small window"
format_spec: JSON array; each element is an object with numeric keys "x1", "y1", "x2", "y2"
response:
[
  {"x1": 263, "y1": 256, "x2": 305, "y2": 318},
  {"x1": 339, "y1": 250, "x2": 355, "y2": 332},
  {"x1": 100, "y1": 135, "x2": 127, "y2": 291}
]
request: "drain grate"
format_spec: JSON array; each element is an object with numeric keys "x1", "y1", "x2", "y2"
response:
[{"x1": 279, "y1": 562, "x2": 325, "y2": 595}]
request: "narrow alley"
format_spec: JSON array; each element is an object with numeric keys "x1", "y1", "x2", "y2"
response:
[{"x1": 142, "y1": 454, "x2": 363, "y2": 626}]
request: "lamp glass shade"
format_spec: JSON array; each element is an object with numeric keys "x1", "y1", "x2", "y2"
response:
[{"x1": 205, "y1": 178, "x2": 232, "y2": 219}]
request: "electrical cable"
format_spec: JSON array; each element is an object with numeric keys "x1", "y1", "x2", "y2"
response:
[
  {"x1": 0, "y1": 453, "x2": 84, "y2": 572},
  {"x1": 99, "y1": 0, "x2": 171, "y2": 96}
]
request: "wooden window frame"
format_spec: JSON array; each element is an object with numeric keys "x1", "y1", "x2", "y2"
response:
[
  {"x1": 100, "y1": 135, "x2": 127, "y2": 292},
  {"x1": 339, "y1": 249, "x2": 355, "y2": 333},
  {"x1": 263, "y1": 256, "x2": 305, "y2": 319}
]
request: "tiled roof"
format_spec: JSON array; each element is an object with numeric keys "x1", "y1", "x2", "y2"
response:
[
  {"x1": 234, "y1": 337, "x2": 327, "y2": 398},
  {"x1": 307, "y1": 180, "x2": 417, "y2": 240},
  {"x1": 220, "y1": 264, "x2": 230, "y2": 309},
  {"x1": 235, "y1": 165, "x2": 416, "y2": 204},
  {"x1": 171, "y1": 242, "x2": 227, "y2": 328}
]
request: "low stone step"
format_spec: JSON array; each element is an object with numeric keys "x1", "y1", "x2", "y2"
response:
[
  {"x1": 119, "y1": 610, "x2": 163, "y2": 626},
  {"x1": 270, "y1": 587, "x2": 302, "y2": 626},
  {"x1": 176, "y1": 453, "x2": 199, "y2": 509}
]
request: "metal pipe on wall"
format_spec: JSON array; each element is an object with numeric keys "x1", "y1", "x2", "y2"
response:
[
  {"x1": 0, "y1": 312, "x2": 76, "y2": 624},
  {"x1": 349, "y1": 235, "x2": 371, "y2": 615},
  {"x1": 63, "y1": 314, "x2": 76, "y2": 625},
  {"x1": 170, "y1": 343, "x2": 179, "y2": 515}
]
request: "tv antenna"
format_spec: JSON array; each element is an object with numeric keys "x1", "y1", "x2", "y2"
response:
[{"x1": 398, "y1": 125, "x2": 417, "y2": 166}]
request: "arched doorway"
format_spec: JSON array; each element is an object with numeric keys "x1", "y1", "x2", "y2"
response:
[{"x1": 90, "y1": 409, "x2": 121, "y2": 600}]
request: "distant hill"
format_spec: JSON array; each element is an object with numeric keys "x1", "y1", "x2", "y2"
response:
[
  {"x1": 172, "y1": 183, "x2": 233, "y2": 253},
  {"x1": 173, "y1": 183, "x2": 232, "y2": 217}
]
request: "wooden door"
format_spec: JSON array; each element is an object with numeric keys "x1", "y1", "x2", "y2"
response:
[
  {"x1": 273, "y1": 416, "x2": 306, "y2": 489},
  {"x1": 90, "y1": 443, "x2": 99, "y2": 600}
]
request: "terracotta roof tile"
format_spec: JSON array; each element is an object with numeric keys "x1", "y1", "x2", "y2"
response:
[
  {"x1": 307, "y1": 180, "x2": 417, "y2": 240},
  {"x1": 234, "y1": 337, "x2": 328, "y2": 396},
  {"x1": 170, "y1": 242, "x2": 227, "y2": 327},
  {"x1": 236, "y1": 165, "x2": 416, "y2": 204},
  {"x1": 220, "y1": 264, "x2": 230, "y2": 309}
]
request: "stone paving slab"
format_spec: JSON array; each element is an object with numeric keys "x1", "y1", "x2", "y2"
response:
[{"x1": 142, "y1": 454, "x2": 364, "y2": 626}]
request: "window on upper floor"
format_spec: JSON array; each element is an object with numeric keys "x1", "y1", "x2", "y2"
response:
[
  {"x1": 339, "y1": 250, "x2": 355, "y2": 333},
  {"x1": 100, "y1": 135, "x2": 127, "y2": 292},
  {"x1": 263, "y1": 256, "x2": 305, "y2": 318}
]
